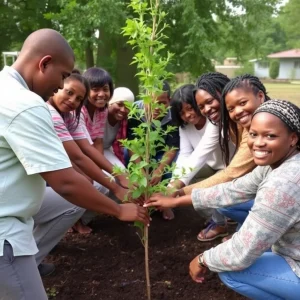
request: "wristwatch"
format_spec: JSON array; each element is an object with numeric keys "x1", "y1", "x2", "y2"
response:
[{"x1": 197, "y1": 253, "x2": 207, "y2": 268}]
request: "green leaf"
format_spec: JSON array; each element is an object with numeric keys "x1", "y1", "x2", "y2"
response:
[
  {"x1": 140, "y1": 176, "x2": 147, "y2": 188},
  {"x1": 134, "y1": 221, "x2": 144, "y2": 231},
  {"x1": 130, "y1": 153, "x2": 140, "y2": 161},
  {"x1": 132, "y1": 189, "x2": 143, "y2": 199}
]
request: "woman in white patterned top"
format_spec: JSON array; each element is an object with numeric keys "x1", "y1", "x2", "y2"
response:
[{"x1": 146, "y1": 99, "x2": 300, "y2": 300}]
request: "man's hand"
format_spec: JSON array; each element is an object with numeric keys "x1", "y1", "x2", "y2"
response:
[
  {"x1": 144, "y1": 193, "x2": 176, "y2": 209},
  {"x1": 117, "y1": 203, "x2": 150, "y2": 225},
  {"x1": 189, "y1": 255, "x2": 208, "y2": 283}
]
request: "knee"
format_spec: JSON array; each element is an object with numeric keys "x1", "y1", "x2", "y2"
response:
[{"x1": 218, "y1": 272, "x2": 237, "y2": 289}]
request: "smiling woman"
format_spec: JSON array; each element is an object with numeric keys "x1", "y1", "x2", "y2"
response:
[
  {"x1": 146, "y1": 100, "x2": 300, "y2": 299},
  {"x1": 249, "y1": 100, "x2": 300, "y2": 169}
]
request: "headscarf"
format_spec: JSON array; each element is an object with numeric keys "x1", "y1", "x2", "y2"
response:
[
  {"x1": 253, "y1": 99, "x2": 300, "y2": 136},
  {"x1": 110, "y1": 87, "x2": 135, "y2": 164}
]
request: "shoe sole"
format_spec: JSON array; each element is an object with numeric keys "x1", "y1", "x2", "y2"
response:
[{"x1": 197, "y1": 232, "x2": 229, "y2": 242}]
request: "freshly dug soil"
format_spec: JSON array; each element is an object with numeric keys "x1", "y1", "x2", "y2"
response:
[{"x1": 43, "y1": 207, "x2": 247, "y2": 300}]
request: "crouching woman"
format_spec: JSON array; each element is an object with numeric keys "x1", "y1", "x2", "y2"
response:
[{"x1": 147, "y1": 99, "x2": 300, "y2": 300}]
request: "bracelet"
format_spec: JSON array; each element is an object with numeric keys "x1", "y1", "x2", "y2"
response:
[{"x1": 197, "y1": 253, "x2": 207, "y2": 268}]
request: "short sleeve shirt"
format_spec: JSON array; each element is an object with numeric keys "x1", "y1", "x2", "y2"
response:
[
  {"x1": 103, "y1": 120, "x2": 120, "y2": 149},
  {"x1": 47, "y1": 103, "x2": 87, "y2": 142},
  {"x1": 81, "y1": 106, "x2": 108, "y2": 141},
  {"x1": 0, "y1": 66, "x2": 71, "y2": 257}
]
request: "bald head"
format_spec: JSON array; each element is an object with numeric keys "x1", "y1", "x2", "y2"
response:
[
  {"x1": 19, "y1": 28, "x2": 74, "y2": 62},
  {"x1": 13, "y1": 29, "x2": 75, "y2": 100}
]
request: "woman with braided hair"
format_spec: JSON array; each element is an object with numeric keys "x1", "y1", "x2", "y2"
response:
[
  {"x1": 148, "y1": 74, "x2": 270, "y2": 242},
  {"x1": 148, "y1": 99, "x2": 300, "y2": 299}
]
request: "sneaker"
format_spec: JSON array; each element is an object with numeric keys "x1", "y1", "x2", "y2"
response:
[
  {"x1": 197, "y1": 220, "x2": 228, "y2": 242},
  {"x1": 38, "y1": 263, "x2": 55, "y2": 277}
]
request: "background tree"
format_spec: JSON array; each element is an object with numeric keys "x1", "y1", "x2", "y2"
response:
[
  {"x1": 0, "y1": 0, "x2": 291, "y2": 86},
  {"x1": 279, "y1": 0, "x2": 300, "y2": 48}
]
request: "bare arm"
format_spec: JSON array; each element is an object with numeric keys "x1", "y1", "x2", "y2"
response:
[
  {"x1": 41, "y1": 168, "x2": 149, "y2": 225},
  {"x1": 93, "y1": 138, "x2": 104, "y2": 154},
  {"x1": 63, "y1": 139, "x2": 126, "y2": 199},
  {"x1": 76, "y1": 138, "x2": 113, "y2": 173},
  {"x1": 76, "y1": 138, "x2": 129, "y2": 188}
]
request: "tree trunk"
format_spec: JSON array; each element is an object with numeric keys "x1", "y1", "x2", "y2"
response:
[
  {"x1": 115, "y1": 36, "x2": 139, "y2": 97},
  {"x1": 85, "y1": 43, "x2": 94, "y2": 68},
  {"x1": 96, "y1": 28, "x2": 114, "y2": 75},
  {"x1": 85, "y1": 33, "x2": 94, "y2": 68}
]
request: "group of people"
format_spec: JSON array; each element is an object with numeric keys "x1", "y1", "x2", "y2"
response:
[{"x1": 0, "y1": 28, "x2": 299, "y2": 300}]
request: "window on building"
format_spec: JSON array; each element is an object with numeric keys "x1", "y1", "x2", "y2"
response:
[
  {"x1": 258, "y1": 62, "x2": 269, "y2": 69},
  {"x1": 294, "y1": 61, "x2": 300, "y2": 69}
]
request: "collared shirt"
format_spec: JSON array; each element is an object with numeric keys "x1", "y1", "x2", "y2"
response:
[
  {"x1": 127, "y1": 100, "x2": 180, "y2": 149},
  {"x1": 192, "y1": 153, "x2": 300, "y2": 278},
  {"x1": 0, "y1": 66, "x2": 71, "y2": 256}
]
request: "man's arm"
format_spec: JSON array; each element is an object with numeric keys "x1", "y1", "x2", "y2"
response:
[{"x1": 41, "y1": 168, "x2": 149, "y2": 224}]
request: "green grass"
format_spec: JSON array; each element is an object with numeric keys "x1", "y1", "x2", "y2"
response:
[{"x1": 264, "y1": 83, "x2": 300, "y2": 107}]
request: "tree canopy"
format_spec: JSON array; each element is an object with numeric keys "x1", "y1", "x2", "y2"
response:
[{"x1": 1, "y1": 0, "x2": 295, "y2": 91}]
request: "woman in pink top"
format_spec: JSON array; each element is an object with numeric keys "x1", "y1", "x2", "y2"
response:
[{"x1": 82, "y1": 67, "x2": 129, "y2": 188}]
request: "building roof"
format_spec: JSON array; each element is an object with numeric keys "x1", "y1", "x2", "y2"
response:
[{"x1": 268, "y1": 49, "x2": 300, "y2": 58}]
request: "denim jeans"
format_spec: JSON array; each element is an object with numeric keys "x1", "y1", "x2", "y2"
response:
[
  {"x1": 219, "y1": 252, "x2": 300, "y2": 300},
  {"x1": 218, "y1": 200, "x2": 254, "y2": 230}
]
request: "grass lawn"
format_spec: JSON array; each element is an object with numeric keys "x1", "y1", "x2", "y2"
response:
[{"x1": 264, "y1": 83, "x2": 300, "y2": 107}]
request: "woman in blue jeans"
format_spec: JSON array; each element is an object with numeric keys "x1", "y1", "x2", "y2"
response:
[{"x1": 145, "y1": 99, "x2": 300, "y2": 300}]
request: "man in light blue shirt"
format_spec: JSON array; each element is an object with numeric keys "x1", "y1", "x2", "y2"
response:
[{"x1": 0, "y1": 29, "x2": 149, "y2": 300}]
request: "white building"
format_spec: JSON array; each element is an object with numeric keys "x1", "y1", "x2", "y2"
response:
[
  {"x1": 251, "y1": 49, "x2": 300, "y2": 79},
  {"x1": 267, "y1": 49, "x2": 300, "y2": 80}
]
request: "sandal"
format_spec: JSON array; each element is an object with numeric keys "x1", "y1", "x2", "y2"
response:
[
  {"x1": 226, "y1": 218, "x2": 238, "y2": 225},
  {"x1": 197, "y1": 220, "x2": 228, "y2": 242}
]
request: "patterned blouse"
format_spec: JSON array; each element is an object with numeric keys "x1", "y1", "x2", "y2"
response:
[{"x1": 192, "y1": 153, "x2": 300, "y2": 277}]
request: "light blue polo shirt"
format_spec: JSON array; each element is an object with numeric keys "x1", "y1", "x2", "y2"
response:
[{"x1": 0, "y1": 66, "x2": 72, "y2": 256}]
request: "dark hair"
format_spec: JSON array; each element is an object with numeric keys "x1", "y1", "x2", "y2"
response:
[
  {"x1": 194, "y1": 72, "x2": 230, "y2": 114},
  {"x1": 83, "y1": 67, "x2": 113, "y2": 92},
  {"x1": 171, "y1": 84, "x2": 200, "y2": 127},
  {"x1": 162, "y1": 80, "x2": 171, "y2": 98},
  {"x1": 71, "y1": 68, "x2": 81, "y2": 74},
  {"x1": 83, "y1": 67, "x2": 114, "y2": 109},
  {"x1": 221, "y1": 74, "x2": 270, "y2": 165},
  {"x1": 62, "y1": 74, "x2": 90, "y2": 130}
]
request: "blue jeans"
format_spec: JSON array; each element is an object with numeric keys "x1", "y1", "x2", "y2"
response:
[
  {"x1": 219, "y1": 252, "x2": 300, "y2": 300},
  {"x1": 218, "y1": 200, "x2": 254, "y2": 230}
]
